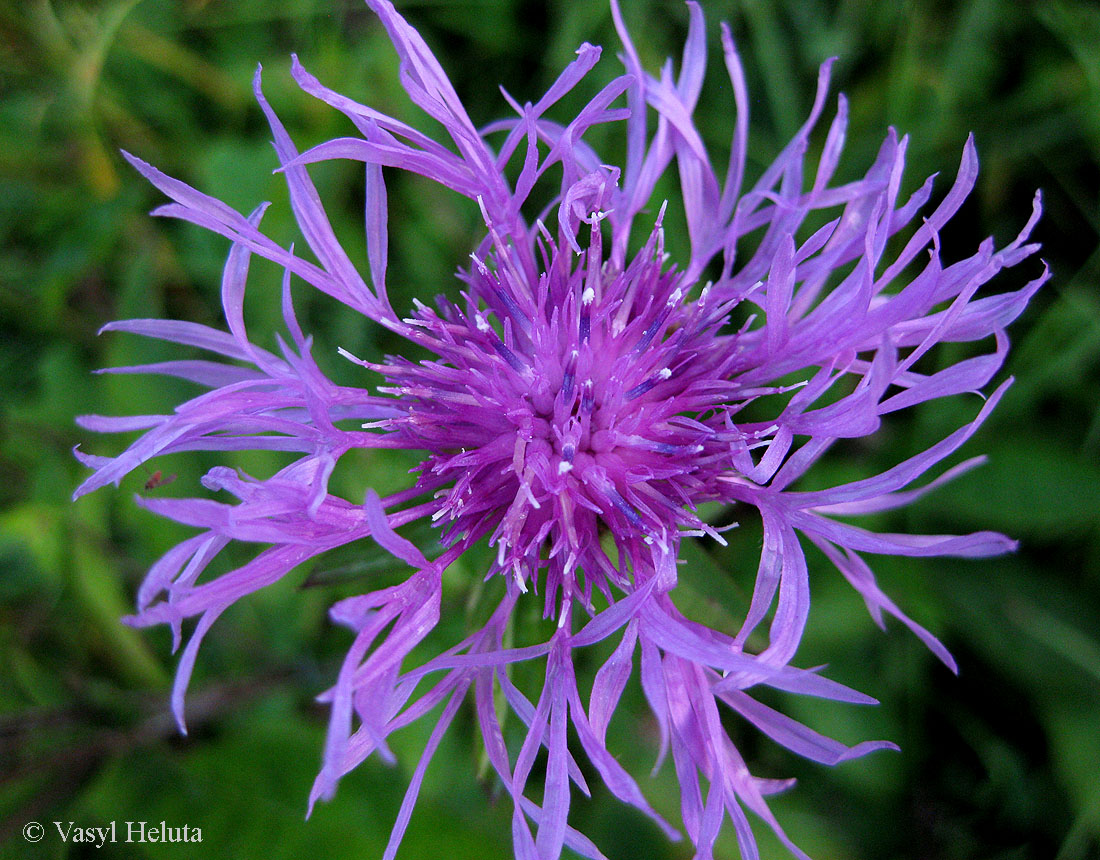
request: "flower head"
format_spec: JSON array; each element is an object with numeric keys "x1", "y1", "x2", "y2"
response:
[{"x1": 74, "y1": 1, "x2": 1046, "y2": 857}]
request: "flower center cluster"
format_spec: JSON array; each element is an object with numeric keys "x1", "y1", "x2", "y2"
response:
[
  {"x1": 518, "y1": 359, "x2": 630, "y2": 481},
  {"x1": 377, "y1": 229, "x2": 730, "y2": 603}
]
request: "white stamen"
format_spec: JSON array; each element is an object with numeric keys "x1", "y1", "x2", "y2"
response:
[
  {"x1": 658, "y1": 367, "x2": 672, "y2": 380},
  {"x1": 581, "y1": 287, "x2": 595, "y2": 305},
  {"x1": 557, "y1": 598, "x2": 571, "y2": 628},
  {"x1": 337, "y1": 346, "x2": 366, "y2": 365},
  {"x1": 469, "y1": 253, "x2": 491, "y2": 276},
  {"x1": 522, "y1": 482, "x2": 541, "y2": 509},
  {"x1": 476, "y1": 194, "x2": 492, "y2": 226},
  {"x1": 557, "y1": 461, "x2": 573, "y2": 475}
]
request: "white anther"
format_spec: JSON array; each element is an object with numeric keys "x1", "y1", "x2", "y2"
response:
[
  {"x1": 581, "y1": 287, "x2": 595, "y2": 305},
  {"x1": 469, "y1": 253, "x2": 491, "y2": 276},
  {"x1": 475, "y1": 194, "x2": 492, "y2": 226},
  {"x1": 337, "y1": 346, "x2": 365, "y2": 365},
  {"x1": 557, "y1": 461, "x2": 573, "y2": 475},
  {"x1": 658, "y1": 367, "x2": 672, "y2": 380}
]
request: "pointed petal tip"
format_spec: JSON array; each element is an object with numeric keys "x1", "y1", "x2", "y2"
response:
[
  {"x1": 120, "y1": 149, "x2": 155, "y2": 178},
  {"x1": 290, "y1": 54, "x2": 313, "y2": 84},
  {"x1": 307, "y1": 777, "x2": 333, "y2": 817},
  {"x1": 172, "y1": 700, "x2": 189, "y2": 736},
  {"x1": 962, "y1": 133, "x2": 979, "y2": 169},
  {"x1": 833, "y1": 739, "x2": 902, "y2": 764},
  {"x1": 868, "y1": 740, "x2": 901, "y2": 755}
]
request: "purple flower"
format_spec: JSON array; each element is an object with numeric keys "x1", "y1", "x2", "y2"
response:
[{"x1": 74, "y1": 1, "x2": 1046, "y2": 857}]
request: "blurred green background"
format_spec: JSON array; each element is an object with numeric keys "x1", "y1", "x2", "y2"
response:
[{"x1": 2, "y1": 0, "x2": 1099, "y2": 858}]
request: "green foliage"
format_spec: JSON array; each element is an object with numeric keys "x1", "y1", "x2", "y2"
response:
[{"x1": 1, "y1": 0, "x2": 1098, "y2": 857}]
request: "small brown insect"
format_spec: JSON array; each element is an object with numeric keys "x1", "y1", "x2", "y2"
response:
[{"x1": 144, "y1": 470, "x2": 177, "y2": 491}]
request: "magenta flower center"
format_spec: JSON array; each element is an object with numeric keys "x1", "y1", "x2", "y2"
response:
[{"x1": 383, "y1": 233, "x2": 722, "y2": 600}]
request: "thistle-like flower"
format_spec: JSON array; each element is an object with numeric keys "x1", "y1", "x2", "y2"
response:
[{"x1": 74, "y1": 2, "x2": 1046, "y2": 857}]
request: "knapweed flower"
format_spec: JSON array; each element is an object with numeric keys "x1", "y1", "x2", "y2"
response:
[{"x1": 73, "y1": 1, "x2": 1046, "y2": 857}]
